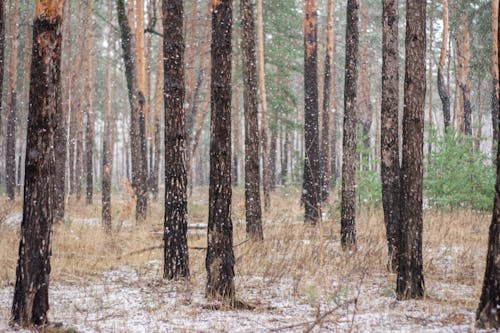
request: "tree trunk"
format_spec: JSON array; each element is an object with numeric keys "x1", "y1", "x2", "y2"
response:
[
  {"x1": 102, "y1": 1, "x2": 114, "y2": 233},
  {"x1": 163, "y1": 0, "x2": 189, "y2": 280},
  {"x1": 116, "y1": 0, "x2": 148, "y2": 222},
  {"x1": 341, "y1": 0, "x2": 359, "y2": 248},
  {"x1": 438, "y1": 0, "x2": 450, "y2": 132},
  {"x1": 232, "y1": 41, "x2": 241, "y2": 187},
  {"x1": 206, "y1": 0, "x2": 235, "y2": 302},
  {"x1": 302, "y1": 0, "x2": 321, "y2": 225},
  {"x1": 494, "y1": 0, "x2": 499, "y2": 151},
  {"x1": 241, "y1": 0, "x2": 263, "y2": 241},
  {"x1": 0, "y1": 0, "x2": 4, "y2": 186},
  {"x1": 85, "y1": 0, "x2": 94, "y2": 205},
  {"x1": 5, "y1": 0, "x2": 19, "y2": 200},
  {"x1": 427, "y1": 0, "x2": 434, "y2": 156},
  {"x1": 397, "y1": 0, "x2": 426, "y2": 300},
  {"x1": 11, "y1": 1, "x2": 64, "y2": 326},
  {"x1": 381, "y1": 0, "x2": 400, "y2": 272},
  {"x1": 457, "y1": 12, "x2": 472, "y2": 136},
  {"x1": 320, "y1": 0, "x2": 334, "y2": 201},
  {"x1": 256, "y1": 0, "x2": 271, "y2": 210},
  {"x1": 152, "y1": 37, "x2": 163, "y2": 200}
]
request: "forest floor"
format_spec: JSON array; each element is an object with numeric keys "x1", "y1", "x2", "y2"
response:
[{"x1": 0, "y1": 186, "x2": 492, "y2": 332}]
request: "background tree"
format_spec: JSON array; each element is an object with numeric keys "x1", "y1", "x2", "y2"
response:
[
  {"x1": 341, "y1": 0, "x2": 359, "y2": 248},
  {"x1": 381, "y1": 0, "x2": 400, "y2": 272},
  {"x1": 163, "y1": 0, "x2": 189, "y2": 280},
  {"x1": 397, "y1": 0, "x2": 426, "y2": 300},
  {"x1": 438, "y1": 0, "x2": 450, "y2": 132},
  {"x1": 241, "y1": 0, "x2": 263, "y2": 240},
  {"x1": 206, "y1": 0, "x2": 235, "y2": 303},
  {"x1": 11, "y1": 0, "x2": 65, "y2": 326},
  {"x1": 302, "y1": 0, "x2": 321, "y2": 225},
  {"x1": 85, "y1": 0, "x2": 95, "y2": 205},
  {"x1": 493, "y1": 0, "x2": 499, "y2": 148}
]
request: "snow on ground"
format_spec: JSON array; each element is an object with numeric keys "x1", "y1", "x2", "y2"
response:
[{"x1": 0, "y1": 261, "x2": 477, "y2": 332}]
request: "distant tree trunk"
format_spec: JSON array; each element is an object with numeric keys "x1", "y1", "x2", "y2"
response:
[
  {"x1": 397, "y1": 0, "x2": 426, "y2": 300},
  {"x1": 476, "y1": 89, "x2": 500, "y2": 327},
  {"x1": 206, "y1": 0, "x2": 235, "y2": 302},
  {"x1": 302, "y1": 0, "x2": 321, "y2": 225},
  {"x1": 475, "y1": 78, "x2": 483, "y2": 152},
  {"x1": 232, "y1": 43, "x2": 241, "y2": 187},
  {"x1": 163, "y1": 0, "x2": 189, "y2": 280},
  {"x1": 11, "y1": 1, "x2": 64, "y2": 326},
  {"x1": 152, "y1": 39, "x2": 163, "y2": 200},
  {"x1": 427, "y1": 0, "x2": 434, "y2": 156},
  {"x1": 241, "y1": 0, "x2": 263, "y2": 241},
  {"x1": 320, "y1": 0, "x2": 334, "y2": 201},
  {"x1": 116, "y1": 0, "x2": 148, "y2": 222},
  {"x1": 381, "y1": 0, "x2": 400, "y2": 272},
  {"x1": 85, "y1": 0, "x2": 94, "y2": 205},
  {"x1": 102, "y1": 1, "x2": 114, "y2": 233},
  {"x1": 5, "y1": 0, "x2": 19, "y2": 200},
  {"x1": 438, "y1": 0, "x2": 450, "y2": 132},
  {"x1": 257, "y1": 0, "x2": 271, "y2": 210},
  {"x1": 270, "y1": 111, "x2": 278, "y2": 189},
  {"x1": 493, "y1": 0, "x2": 499, "y2": 150},
  {"x1": 457, "y1": 13, "x2": 472, "y2": 136},
  {"x1": 341, "y1": 0, "x2": 359, "y2": 248}
]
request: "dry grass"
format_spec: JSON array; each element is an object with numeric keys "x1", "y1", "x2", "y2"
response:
[{"x1": 0, "y1": 187, "x2": 491, "y2": 331}]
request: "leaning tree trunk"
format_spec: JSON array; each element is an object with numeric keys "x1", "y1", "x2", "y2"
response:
[
  {"x1": 397, "y1": 0, "x2": 426, "y2": 300},
  {"x1": 493, "y1": 0, "x2": 499, "y2": 150},
  {"x1": 241, "y1": 0, "x2": 263, "y2": 241},
  {"x1": 438, "y1": 0, "x2": 450, "y2": 132},
  {"x1": 116, "y1": 0, "x2": 148, "y2": 222},
  {"x1": 320, "y1": 0, "x2": 334, "y2": 201},
  {"x1": 5, "y1": 0, "x2": 19, "y2": 201},
  {"x1": 302, "y1": 0, "x2": 321, "y2": 225},
  {"x1": 381, "y1": 0, "x2": 400, "y2": 272},
  {"x1": 11, "y1": 0, "x2": 64, "y2": 326},
  {"x1": 206, "y1": 0, "x2": 235, "y2": 303},
  {"x1": 341, "y1": 0, "x2": 359, "y2": 248},
  {"x1": 163, "y1": 0, "x2": 190, "y2": 280}
]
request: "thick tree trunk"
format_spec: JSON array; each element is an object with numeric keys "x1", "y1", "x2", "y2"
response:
[
  {"x1": 5, "y1": 0, "x2": 19, "y2": 201},
  {"x1": 320, "y1": 0, "x2": 334, "y2": 201},
  {"x1": 397, "y1": 0, "x2": 426, "y2": 300},
  {"x1": 116, "y1": 0, "x2": 148, "y2": 222},
  {"x1": 341, "y1": 0, "x2": 359, "y2": 248},
  {"x1": 241, "y1": 0, "x2": 263, "y2": 241},
  {"x1": 381, "y1": 0, "x2": 400, "y2": 272},
  {"x1": 102, "y1": 1, "x2": 114, "y2": 233},
  {"x1": 206, "y1": 0, "x2": 235, "y2": 302},
  {"x1": 493, "y1": 0, "x2": 499, "y2": 150},
  {"x1": 163, "y1": 0, "x2": 189, "y2": 279},
  {"x1": 85, "y1": 0, "x2": 94, "y2": 205},
  {"x1": 256, "y1": 0, "x2": 271, "y2": 210},
  {"x1": 438, "y1": 0, "x2": 450, "y2": 132},
  {"x1": 11, "y1": 1, "x2": 64, "y2": 326},
  {"x1": 302, "y1": 0, "x2": 321, "y2": 225},
  {"x1": 0, "y1": 0, "x2": 4, "y2": 184}
]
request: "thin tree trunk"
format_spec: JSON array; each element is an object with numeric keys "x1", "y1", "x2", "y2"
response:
[
  {"x1": 341, "y1": 0, "x2": 359, "y2": 248},
  {"x1": 152, "y1": 37, "x2": 163, "y2": 200},
  {"x1": 85, "y1": 0, "x2": 94, "y2": 205},
  {"x1": 256, "y1": 0, "x2": 271, "y2": 210},
  {"x1": 381, "y1": 0, "x2": 400, "y2": 272},
  {"x1": 241, "y1": 0, "x2": 263, "y2": 241},
  {"x1": 302, "y1": 0, "x2": 321, "y2": 225},
  {"x1": 320, "y1": 0, "x2": 334, "y2": 201},
  {"x1": 438, "y1": 0, "x2": 450, "y2": 132},
  {"x1": 0, "y1": 0, "x2": 4, "y2": 186},
  {"x1": 163, "y1": 0, "x2": 189, "y2": 279},
  {"x1": 11, "y1": 1, "x2": 64, "y2": 326},
  {"x1": 457, "y1": 12, "x2": 472, "y2": 136},
  {"x1": 116, "y1": 0, "x2": 148, "y2": 222},
  {"x1": 493, "y1": 0, "x2": 499, "y2": 151},
  {"x1": 427, "y1": 0, "x2": 434, "y2": 156},
  {"x1": 476, "y1": 78, "x2": 483, "y2": 152},
  {"x1": 232, "y1": 41, "x2": 241, "y2": 187},
  {"x1": 397, "y1": 0, "x2": 426, "y2": 300},
  {"x1": 102, "y1": 1, "x2": 114, "y2": 233},
  {"x1": 5, "y1": 0, "x2": 19, "y2": 200},
  {"x1": 206, "y1": 0, "x2": 235, "y2": 302}
]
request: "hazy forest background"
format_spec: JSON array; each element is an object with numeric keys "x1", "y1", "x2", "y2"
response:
[{"x1": 0, "y1": 0, "x2": 499, "y2": 331}]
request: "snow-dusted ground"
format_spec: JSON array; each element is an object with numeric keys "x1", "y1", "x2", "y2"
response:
[{"x1": 0, "y1": 261, "x2": 477, "y2": 332}]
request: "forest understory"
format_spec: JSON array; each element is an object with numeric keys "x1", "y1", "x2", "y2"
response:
[{"x1": 0, "y1": 188, "x2": 487, "y2": 332}]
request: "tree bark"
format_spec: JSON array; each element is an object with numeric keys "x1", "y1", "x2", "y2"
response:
[
  {"x1": 11, "y1": 1, "x2": 64, "y2": 326},
  {"x1": 494, "y1": 0, "x2": 499, "y2": 150},
  {"x1": 302, "y1": 0, "x2": 321, "y2": 225},
  {"x1": 341, "y1": 0, "x2": 359, "y2": 248},
  {"x1": 0, "y1": 0, "x2": 4, "y2": 186},
  {"x1": 427, "y1": 0, "x2": 434, "y2": 156},
  {"x1": 241, "y1": 0, "x2": 263, "y2": 241},
  {"x1": 397, "y1": 0, "x2": 426, "y2": 300},
  {"x1": 256, "y1": 0, "x2": 271, "y2": 210},
  {"x1": 85, "y1": 0, "x2": 94, "y2": 205},
  {"x1": 206, "y1": 0, "x2": 235, "y2": 302},
  {"x1": 163, "y1": 0, "x2": 189, "y2": 279},
  {"x1": 438, "y1": 0, "x2": 450, "y2": 132},
  {"x1": 152, "y1": 37, "x2": 163, "y2": 200},
  {"x1": 116, "y1": 0, "x2": 148, "y2": 222},
  {"x1": 381, "y1": 0, "x2": 400, "y2": 272},
  {"x1": 457, "y1": 12, "x2": 472, "y2": 136}
]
